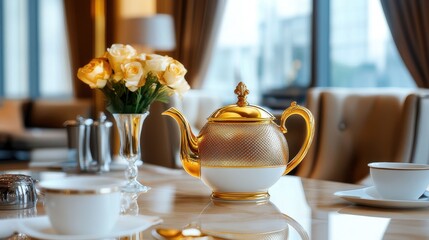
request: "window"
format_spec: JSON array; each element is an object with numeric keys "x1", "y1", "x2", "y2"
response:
[
  {"x1": 1, "y1": 0, "x2": 72, "y2": 99},
  {"x1": 203, "y1": 0, "x2": 312, "y2": 105},
  {"x1": 203, "y1": 0, "x2": 416, "y2": 106},
  {"x1": 329, "y1": 0, "x2": 415, "y2": 88},
  {"x1": 39, "y1": 0, "x2": 72, "y2": 98},
  {"x1": 3, "y1": 0, "x2": 29, "y2": 97}
]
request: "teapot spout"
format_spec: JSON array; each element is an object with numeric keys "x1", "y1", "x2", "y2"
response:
[{"x1": 162, "y1": 107, "x2": 200, "y2": 178}]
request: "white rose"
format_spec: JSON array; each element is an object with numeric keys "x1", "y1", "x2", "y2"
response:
[
  {"x1": 77, "y1": 58, "x2": 111, "y2": 89},
  {"x1": 172, "y1": 79, "x2": 190, "y2": 96},
  {"x1": 142, "y1": 54, "x2": 172, "y2": 74},
  {"x1": 122, "y1": 61, "x2": 145, "y2": 92},
  {"x1": 107, "y1": 44, "x2": 137, "y2": 81},
  {"x1": 161, "y1": 60, "x2": 187, "y2": 87}
]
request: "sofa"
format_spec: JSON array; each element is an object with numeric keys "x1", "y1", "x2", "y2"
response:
[{"x1": 0, "y1": 98, "x2": 93, "y2": 161}]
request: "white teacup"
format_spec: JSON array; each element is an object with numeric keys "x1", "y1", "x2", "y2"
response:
[
  {"x1": 38, "y1": 176, "x2": 123, "y2": 235},
  {"x1": 368, "y1": 162, "x2": 429, "y2": 200}
]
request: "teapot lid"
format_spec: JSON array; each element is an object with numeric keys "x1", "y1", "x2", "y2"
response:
[{"x1": 208, "y1": 82, "x2": 275, "y2": 122}]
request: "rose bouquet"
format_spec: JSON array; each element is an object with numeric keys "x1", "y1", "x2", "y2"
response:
[{"x1": 77, "y1": 44, "x2": 190, "y2": 113}]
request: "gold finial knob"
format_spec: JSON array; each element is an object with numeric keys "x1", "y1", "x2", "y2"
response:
[{"x1": 234, "y1": 82, "x2": 249, "y2": 107}]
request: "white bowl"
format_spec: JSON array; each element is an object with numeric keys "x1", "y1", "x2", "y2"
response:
[
  {"x1": 38, "y1": 176, "x2": 124, "y2": 235},
  {"x1": 368, "y1": 162, "x2": 429, "y2": 200}
]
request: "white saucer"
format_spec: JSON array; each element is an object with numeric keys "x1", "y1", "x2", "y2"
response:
[
  {"x1": 334, "y1": 186, "x2": 429, "y2": 209},
  {"x1": 18, "y1": 215, "x2": 162, "y2": 240}
]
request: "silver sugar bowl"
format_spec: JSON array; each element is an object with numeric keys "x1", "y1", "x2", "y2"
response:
[{"x1": 0, "y1": 174, "x2": 37, "y2": 210}]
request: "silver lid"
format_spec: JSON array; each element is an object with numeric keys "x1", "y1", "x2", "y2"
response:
[{"x1": 0, "y1": 174, "x2": 38, "y2": 210}]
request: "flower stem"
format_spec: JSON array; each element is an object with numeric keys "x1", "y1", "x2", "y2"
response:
[{"x1": 135, "y1": 88, "x2": 142, "y2": 113}]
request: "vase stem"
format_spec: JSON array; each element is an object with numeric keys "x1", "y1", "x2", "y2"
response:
[
  {"x1": 126, "y1": 161, "x2": 138, "y2": 183},
  {"x1": 113, "y1": 112, "x2": 151, "y2": 193}
]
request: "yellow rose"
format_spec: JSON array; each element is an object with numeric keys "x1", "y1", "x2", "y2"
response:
[
  {"x1": 77, "y1": 58, "x2": 111, "y2": 89},
  {"x1": 141, "y1": 54, "x2": 171, "y2": 74},
  {"x1": 161, "y1": 60, "x2": 187, "y2": 87},
  {"x1": 121, "y1": 61, "x2": 145, "y2": 92},
  {"x1": 107, "y1": 44, "x2": 137, "y2": 81}
]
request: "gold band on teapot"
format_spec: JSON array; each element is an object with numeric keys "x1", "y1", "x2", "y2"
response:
[{"x1": 211, "y1": 191, "x2": 270, "y2": 202}]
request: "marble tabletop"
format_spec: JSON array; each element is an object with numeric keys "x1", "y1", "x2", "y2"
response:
[{"x1": 2, "y1": 164, "x2": 429, "y2": 240}]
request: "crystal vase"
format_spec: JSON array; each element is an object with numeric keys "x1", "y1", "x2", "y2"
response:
[{"x1": 113, "y1": 113, "x2": 150, "y2": 193}]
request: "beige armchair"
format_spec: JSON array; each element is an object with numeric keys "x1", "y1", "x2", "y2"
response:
[{"x1": 296, "y1": 88, "x2": 418, "y2": 183}]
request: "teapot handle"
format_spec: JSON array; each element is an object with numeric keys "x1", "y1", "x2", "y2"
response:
[{"x1": 280, "y1": 102, "x2": 315, "y2": 175}]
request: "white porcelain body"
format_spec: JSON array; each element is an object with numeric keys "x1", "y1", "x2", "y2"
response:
[
  {"x1": 38, "y1": 176, "x2": 123, "y2": 235},
  {"x1": 369, "y1": 162, "x2": 429, "y2": 200},
  {"x1": 201, "y1": 166, "x2": 286, "y2": 193}
]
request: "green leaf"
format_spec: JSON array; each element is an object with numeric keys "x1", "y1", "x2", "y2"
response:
[{"x1": 100, "y1": 72, "x2": 175, "y2": 114}]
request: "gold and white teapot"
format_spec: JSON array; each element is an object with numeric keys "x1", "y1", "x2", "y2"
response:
[{"x1": 163, "y1": 82, "x2": 314, "y2": 201}]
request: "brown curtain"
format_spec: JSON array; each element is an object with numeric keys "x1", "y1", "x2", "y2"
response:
[
  {"x1": 64, "y1": 0, "x2": 94, "y2": 99},
  {"x1": 157, "y1": 0, "x2": 226, "y2": 88},
  {"x1": 381, "y1": 0, "x2": 429, "y2": 88},
  {"x1": 64, "y1": 0, "x2": 116, "y2": 98}
]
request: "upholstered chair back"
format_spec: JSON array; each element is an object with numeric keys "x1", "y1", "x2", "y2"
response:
[{"x1": 297, "y1": 88, "x2": 417, "y2": 183}]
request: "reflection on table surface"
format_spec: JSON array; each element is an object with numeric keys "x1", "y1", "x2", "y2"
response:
[{"x1": 2, "y1": 164, "x2": 429, "y2": 239}]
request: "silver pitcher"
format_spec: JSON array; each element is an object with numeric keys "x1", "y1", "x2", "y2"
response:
[
  {"x1": 65, "y1": 113, "x2": 113, "y2": 173},
  {"x1": 64, "y1": 116, "x2": 94, "y2": 172},
  {"x1": 90, "y1": 112, "x2": 113, "y2": 172}
]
